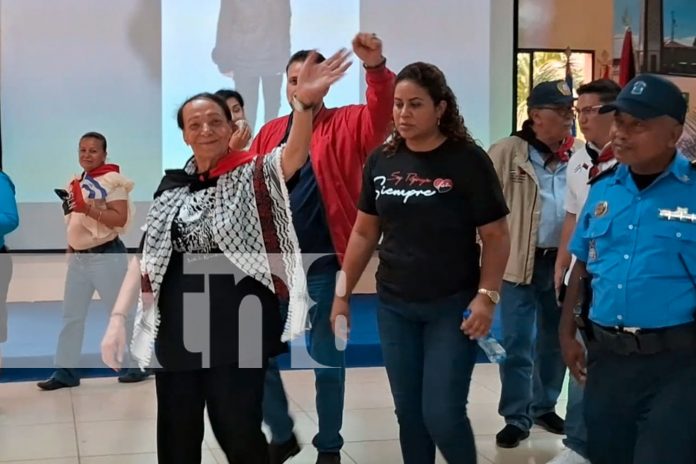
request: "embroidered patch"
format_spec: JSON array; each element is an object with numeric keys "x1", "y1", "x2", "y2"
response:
[
  {"x1": 658, "y1": 207, "x2": 696, "y2": 223},
  {"x1": 631, "y1": 81, "x2": 647, "y2": 95}
]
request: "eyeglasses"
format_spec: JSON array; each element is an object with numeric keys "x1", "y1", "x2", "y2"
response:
[
  {"x1": 536, "y1": 106, "x2": 575, "y2": 117},
  {"x1": 573, "y1": 105, "x2": 603, "y2": 117}
]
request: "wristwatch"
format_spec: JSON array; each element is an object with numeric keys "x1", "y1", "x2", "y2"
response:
[
  {"x1": 291, "y1": 94, "x2": 311, "y2": 112},
  {"x1": 478, "y1": 288, "x2": 501, "y2": 304}
]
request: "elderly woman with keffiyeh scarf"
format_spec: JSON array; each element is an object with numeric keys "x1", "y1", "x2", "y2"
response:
[{"x1": 101, "y1": 49, "x2": 351, "y2": 464}]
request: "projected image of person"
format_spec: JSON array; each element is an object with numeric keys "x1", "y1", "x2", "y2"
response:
[
  {"x1": 37, "y1": 132, "x2": 149, "y2": 390},
  {"x1": 331, "y1": 62, "x2": 510, "y2": 464},
  {"x1": 211, "y1": 0, "x2": 291, "y2": 132},
  {"x1": 250, "y1": 33, "x2": 395, "y2": 464},
  {"x1": 0, "y1": 169, "x2": 19, "y2": 368},
  {"x1": 100, "y1": 50, "x2": 351, "y2": 464},
  {"x1": 215, "y1": 88, "x2": 253, "y2": 150}
]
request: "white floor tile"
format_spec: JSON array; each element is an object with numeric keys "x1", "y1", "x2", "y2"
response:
[
  {"x1": 0, "y1": 423, "x2": 78, "y2": 461},
  {"x1": 0, "y1": 390, "x2": 74, "y2": 426},
  {"x1": 76, "y1": 419, "x2": 158, "y2": 456},
  {"x1": 0, "y1": 459, "x2": 79, "y2": 464}
]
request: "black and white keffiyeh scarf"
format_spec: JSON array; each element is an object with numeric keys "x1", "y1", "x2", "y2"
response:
[{"x1": 130, "y1": 147, "x2": 309, "y2": 368}]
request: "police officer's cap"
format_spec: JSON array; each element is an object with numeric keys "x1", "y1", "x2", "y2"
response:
[
  {"x1": 599, "y1": 74, "x2": 687, "y2": 124},
  {"x1": 527, "y1": 80, "x2": 575, "y2": 108}
]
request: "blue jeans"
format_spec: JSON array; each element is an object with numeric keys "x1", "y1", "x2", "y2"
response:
[
  {"x1": 263, "y1": 270, "x2": 345, "y2": 452},
  {"x1": 498, "y1": 251, "x2": 566, "y2": 431},
  {"x1": 378, "y1": 291, "x2": 478, "y2": 464},
  {"x1": 52, "y1": 240, "x2": 130, "y2": 384},
  {"x1": 563, "y1": 332, "x2": 588, "y2": 457}
]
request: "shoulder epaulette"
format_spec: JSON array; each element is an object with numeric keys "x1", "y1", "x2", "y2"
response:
[{"x1": 588, "y1": 162, "x2": 619, "y2": 185}]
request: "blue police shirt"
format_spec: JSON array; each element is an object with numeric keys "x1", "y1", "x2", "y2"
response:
[
  {"x1": 0, "y1": 172, "x2": 19, "y2": 248},
  {"x1": 569, "y1": 153, "x2": 696, "y2": 329},
  {"x1": 530, "y1": 147, "x2": 567, "y2": 248}
]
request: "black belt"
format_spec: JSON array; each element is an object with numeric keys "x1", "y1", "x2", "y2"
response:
[
  {"x1": 73, "y1": 237, "x2": 121, "y2": 254},
  {"x1": 535, "y1": 247, "x2": 558, "y2": 257},
  {"x1": 589, "y1": 321, "x2": 696, "y2": 355}
]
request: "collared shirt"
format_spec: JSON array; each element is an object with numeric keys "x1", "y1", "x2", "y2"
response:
[
  {"x1": 563, "y1": 142, "x2": 617, "y2": 282},
  {"x1": 565, "y1": 142, "x2": 616, "y2": 216},
  {"x1": 570, "y1": 152, "x2": 696, "y2": 329},
  {"x1": 529, "y1": 146, "x2": 567, "y2": 248}
]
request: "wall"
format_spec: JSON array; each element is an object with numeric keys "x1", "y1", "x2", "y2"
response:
[
  {"x1": 360, "y1": 0, "x2": 514, "y2": 149},
  {"x1": 518, "y1": 0, "x2": 614, "y2": 79},
  {"x1": 665, "y1": 75, "x2": 696, "y2": 113}
]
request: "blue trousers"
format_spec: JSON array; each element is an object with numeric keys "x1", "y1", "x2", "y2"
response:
[
  {"x1": 498, "y1": 251, "x2": 566, "y2": 431},
  {"x1": 563, "y1": 332, "x2": 588, "y2": 457},
  {"x1": 585, "y1": 346, "x2": 696, "y2": 464},
  {"x1": 263, "y1": 270, "x2": 345, "y2": 452},
  {"x1": 378, "y1": 291, "x2": 478, "y2": 464},
  {"x1": 52, "y1": 240, "x2": 131, "y2": 384}
]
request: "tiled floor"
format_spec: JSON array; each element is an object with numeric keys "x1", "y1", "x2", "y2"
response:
[{"x1": 0, "y1": 365, "x2": 568, "y2": 463}]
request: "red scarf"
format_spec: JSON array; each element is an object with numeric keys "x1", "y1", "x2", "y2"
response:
[
  {"x1": 586, "y1": 144, "x2": 615, "y2": 179},
  {"x1": 555, "y1": 137, "x2": 575, "y2": 162},
  {"x1": 85, "y1": 163, "x2": 120, "y2": 178},
  {"x1": 206, "y1": 149, "x2": 256, "y2": 180},
  {"x1": 154, "y1": 149, "x2": 258, "y2": 197},
  {"x1": 514, "y1": 120, "x2": 574, "y2": 164}
]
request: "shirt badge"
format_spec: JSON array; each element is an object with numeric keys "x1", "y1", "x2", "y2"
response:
[
  {"x1": 594, "y1": 201, "x2": 609, "y2": 217},
  {"x1": 588, "y1": 239, "x2": 597, "y2": 261},
  {"x1": 658, "y1": 207, "x2": 696, "y2": 223}
]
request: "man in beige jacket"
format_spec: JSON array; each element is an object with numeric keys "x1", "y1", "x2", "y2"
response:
[{"x1": 488, "y1": 80, "x2": 582, "y2": 449}]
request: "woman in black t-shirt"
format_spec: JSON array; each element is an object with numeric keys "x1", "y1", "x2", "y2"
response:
[{"x1": 331, "y1": 62, "x2": 510, "y2": 464}]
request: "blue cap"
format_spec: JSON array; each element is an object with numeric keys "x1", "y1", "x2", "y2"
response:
[
  {"x1": 599, "y1": 74, "x2": 687, "y2": 124},
  {"x1": 527, "y1": 80, "x2": 575, "y2": 108}
]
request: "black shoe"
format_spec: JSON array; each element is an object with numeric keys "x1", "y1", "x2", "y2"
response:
[
  {"x1": 268, "y1": 434, "x2": 301, "y2": 464},
  {"x1": 534, "y1": 412, "x2": 565, "y2": 434},
  {"x1": 496, "y1": 424, "x2": 530, "y2": 448},
  {"x1": 37, "y1": 377, "x2": 78, "y2": 391},
  {"x1": 118, "y1": 368, "x2": 152, "y2": 383},
  {"x1": 316, "y1": 452, "x2": 341, "y2": 464}
]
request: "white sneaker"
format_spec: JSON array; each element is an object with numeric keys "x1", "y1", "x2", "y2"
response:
[{"x1": 547, "y1": 448, "x2": 591, "y2": 464}]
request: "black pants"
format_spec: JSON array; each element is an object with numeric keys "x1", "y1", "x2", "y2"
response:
[
  {"x1": 0, "y1": 248, "x2": 12, "y2": 343},
  {"x1": 155, "y1": 365, "x2": 268, "y2": 464},
  {"x1": 585, "y1": 346, "x2": 696, "y2": 464}
]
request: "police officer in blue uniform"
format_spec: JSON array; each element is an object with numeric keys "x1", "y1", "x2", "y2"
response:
[{"x1": 561, "y1": 74, "x2": 696, "y2": 464}]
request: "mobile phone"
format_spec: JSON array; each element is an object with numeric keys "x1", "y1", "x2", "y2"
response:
[{"x1": 54, "y1": 188, "x2": 70, "y2": 201}]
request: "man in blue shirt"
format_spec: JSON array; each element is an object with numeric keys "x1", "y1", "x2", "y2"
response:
[{"x1": 564, "y1": 74, "x2": 696, "y2": 464}]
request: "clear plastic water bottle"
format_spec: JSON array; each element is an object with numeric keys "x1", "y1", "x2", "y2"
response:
[{"x1": 463, "y1": 309, "x2": 507, "y2": 363}]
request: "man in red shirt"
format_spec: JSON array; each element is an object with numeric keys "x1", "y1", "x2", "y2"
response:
[{"x1": 250, "y1": 32, "x2": 395, "y2": 464}]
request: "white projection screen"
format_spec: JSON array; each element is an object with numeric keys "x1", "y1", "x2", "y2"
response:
[{"x1": 1, "y1": 0, "x2": 513, "y2": 250}]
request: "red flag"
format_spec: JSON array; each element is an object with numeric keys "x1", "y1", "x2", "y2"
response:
[{"x1": 619, "y1": 28, "x2": 636, "y2": 87}]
